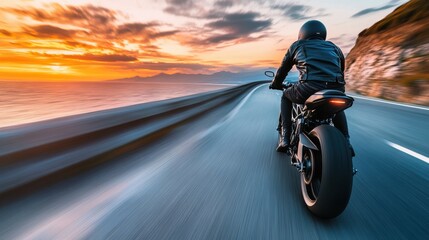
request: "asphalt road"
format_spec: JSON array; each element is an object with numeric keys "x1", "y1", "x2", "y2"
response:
[{"x1": 1, "y1": 84, "x2": 428, "y2": 239}]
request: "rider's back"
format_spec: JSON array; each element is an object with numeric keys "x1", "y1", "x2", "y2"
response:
[{"x1": 290, "y1": 39, "x2": 345, "y2": 84}]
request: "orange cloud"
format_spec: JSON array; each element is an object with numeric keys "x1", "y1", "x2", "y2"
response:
[
  {"x1": 23, "y1": 24, "x2": 83, "y2": 39},
  {"x1": 0, "y1": 29, "x2": 12, "y2": 36},
  {"x1": 0, "y1": 2, "x2": 275, "y2": 81},
  {"x1": 63, "y1": 53, "x2": 138, "y2": 62}
]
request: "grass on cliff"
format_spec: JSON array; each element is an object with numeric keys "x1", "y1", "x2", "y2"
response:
[{"x1": 359, "y1": 0, "x2": 429, "y2": 37}]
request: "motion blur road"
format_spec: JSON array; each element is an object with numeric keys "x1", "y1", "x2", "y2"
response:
[{"x1": 1, "y1": 84, "x2": 428, "y2": 239}]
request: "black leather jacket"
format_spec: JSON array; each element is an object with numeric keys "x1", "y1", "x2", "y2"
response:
[{"x1": 272, "y1": 39, "x2": 345, "y2": 87}]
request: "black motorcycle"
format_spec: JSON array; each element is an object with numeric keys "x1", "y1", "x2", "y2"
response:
[{"x1": 265, "y1": 71, "x2": 356, "y2": 218}]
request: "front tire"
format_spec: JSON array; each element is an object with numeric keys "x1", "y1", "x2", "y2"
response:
[{"x1": 301, "y1": 125, "x2": 353, "y2": 218}]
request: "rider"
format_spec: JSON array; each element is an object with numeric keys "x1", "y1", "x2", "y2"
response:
[{"x1": 270, "y1": 20, "x2": 354, "y2": 155}]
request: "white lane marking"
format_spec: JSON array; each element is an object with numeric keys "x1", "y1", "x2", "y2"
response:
[
  {"x1": 194, "y1": 83, "x2": 266, "y2": 138},
  {"x1": 350, "y1": 95, "x2": 429, "y2": 111},
  {"x1": 386, "y1": 141, "x2": 429, "y2": 164},
  {"x1": 223, "y1": 84, "x2": 266, "y2": 121}
]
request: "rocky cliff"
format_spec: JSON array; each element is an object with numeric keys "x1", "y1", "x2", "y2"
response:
[{"x1": 345, "y1": 0, "x2": 429, "y2": 105}]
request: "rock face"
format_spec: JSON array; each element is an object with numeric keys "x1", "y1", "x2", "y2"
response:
[{"x1": 345, "y1": 0, "x2": 429, "y2": 105}]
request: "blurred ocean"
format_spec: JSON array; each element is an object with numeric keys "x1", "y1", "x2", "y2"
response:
[{"x1": 0, "y1": 81, "x2": 233, "y2": 128}]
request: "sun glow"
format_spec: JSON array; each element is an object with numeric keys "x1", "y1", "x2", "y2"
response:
[{"x1": 50, "y1": 64, "x2": 69, "y2": 73}]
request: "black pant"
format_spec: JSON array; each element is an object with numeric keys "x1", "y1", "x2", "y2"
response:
[{"x1": 280, "y1": 81, "x2": 350, "y2": 138}]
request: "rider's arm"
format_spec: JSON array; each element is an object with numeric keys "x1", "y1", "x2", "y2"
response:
[{"x1": 272, "y1": 44, "x2": 295, "y2": 87}]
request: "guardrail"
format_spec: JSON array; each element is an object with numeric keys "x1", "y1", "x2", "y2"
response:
[{"x1": 0, "y1": 81, "x2": 267, "y2": 198}]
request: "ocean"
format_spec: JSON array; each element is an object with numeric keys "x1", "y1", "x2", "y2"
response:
[{"x1": 0, "y1": 81, "x2": 234, "y2": 129}]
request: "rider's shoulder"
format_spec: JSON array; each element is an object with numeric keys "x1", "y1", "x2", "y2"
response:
[
  {"x1": 292, "y1": 40, "x2": 306, "y2": 46},
  {"x1": 288, "y1": 39, "x2": 341, "y2": 52},
  {"x1": 290, "y1": 39, "x2": 321, "y2": 48},
  {"x1": 324, "y1": 41, "x2": 343, "y2": 52},
  {"x1": 288, "y1": 40, "x2": 305, "y2": 51},
  {"x1": 324, "y1": 40, "x2": 339, "y2": 47}
]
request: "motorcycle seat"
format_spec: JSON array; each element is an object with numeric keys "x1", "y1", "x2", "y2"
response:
[{"x1": 313, "y1": 89, "x2": 345, "y2": 96}]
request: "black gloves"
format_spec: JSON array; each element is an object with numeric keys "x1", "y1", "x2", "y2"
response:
[
  {"x1": 269, "y1": 82, "x2": 283, "y2": 90},
  {"x1": 269, "y1": 82, "x2": 293, "y2": 90}
]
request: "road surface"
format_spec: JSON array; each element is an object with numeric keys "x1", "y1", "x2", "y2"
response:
[{"x1": 0, "y1": 84, "x2": 428, "y2": 239}]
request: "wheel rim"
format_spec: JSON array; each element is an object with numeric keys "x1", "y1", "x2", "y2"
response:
[
  {"x1": 301, "y1": 148, "x2": 321, "y2": 206},
  {"x1": 303, "y1": 150, "x2": 314, "y2": 185}
]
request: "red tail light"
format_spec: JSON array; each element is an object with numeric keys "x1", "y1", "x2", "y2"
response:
[{"x1": 329, "y1": 99, "x2": 346, "y2": 105}]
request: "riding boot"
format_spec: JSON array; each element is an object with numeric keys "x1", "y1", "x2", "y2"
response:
[
  {"x1": 276, "y1": 114, "x2": 282, "y2": 133},
  {"x1": 276, "y1": 127, "x2": 291, "y2": 153},
  {"x1": 278, "y1": 94, "x2": 292, "y2": 153}
]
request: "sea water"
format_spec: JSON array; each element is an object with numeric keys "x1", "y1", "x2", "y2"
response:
[{"x1": 0, "y1": 81, "x2": 233, "y2": 129}]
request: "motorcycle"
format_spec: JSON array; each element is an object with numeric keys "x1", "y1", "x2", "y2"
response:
[{"x1": 265, "y1": 70, "x2": 356, "y2": 218}]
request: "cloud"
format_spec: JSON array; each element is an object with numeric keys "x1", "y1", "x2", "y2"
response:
[
  {"x1": 187, "y1": 11, "x2": 271, "y2": 46},
  {"x1": 214, "y1": 0, "x2": 236, "y2": 8},
  {"x1": 115, "y1": 23, "x2": 179, "y2": 41},
  {"x1": 0, "y1": 29, "x2": 12, "y2": 36},
  {"x1": 203, "y1": 33, "x2": 240, "y2": 44},
  {"x1": 352, "y1": 0, "x2": 400, "y2": 18},
  {"x1": 0, "y1": 2, "x2": 273, "y2": 77},
  {"x1": 63, "y1": 41, "x2": 94, "y2": 49},
  {"x1": 152, "y1": 30, "x2": 180, "y2": 38},
  {"x1": 207, "y1": 12, "x2": 271, "y2": 34},
  {"x1": 271, "y1": 3, "x2": 329, "y2": 21},
  {"x1": 6, "y1": 4, "x2": 117, "y2": 34},
  {"x1": 29, "y1": 52, "x2": 138, "y2": 62},
  {"x1": 65, "y1": 54, "x2": 137, "y2": 62},
  {"x1": 282, "y1": 4, "x2": 311, "y2": 20},
  {"x1": 0, "y1": 3, "x2": 184, "y2": 61},
  {"x1": 4, "y1": 4, "x2": 179, "y2": 43},
  {"x1": 125, "y1": 61, "x2": 215, "y2": 71},
  {"x1": 163, "y1": 0, "x2": 238, "y2": 19},
  {"x1": 164, "y1": 0, "x2": 206, "y2": 18},
  {"x1": 166, "y1": 0, "x2": 195, "y2": 8},
  {"x1": 116, "y1": 22, "x2": 158, "y2": 36},
  {"x1": 23, "y1": 25, "x2": 80, "y2": 39},
  {"x1": 162, "y1": 0, "x2": 273, "y2": 46}
]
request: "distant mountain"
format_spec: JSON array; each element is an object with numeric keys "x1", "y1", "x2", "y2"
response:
[
  {"x1": 109, "y1": 69, "x2": 299, "y2": 84},
  {"x1": 345, "y1": 0, "x2": 429, "y2": 105}
]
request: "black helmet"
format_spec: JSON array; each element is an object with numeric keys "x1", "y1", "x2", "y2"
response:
[{"x1": 298, "y1": 20, "x2": 327, "y2": 40}]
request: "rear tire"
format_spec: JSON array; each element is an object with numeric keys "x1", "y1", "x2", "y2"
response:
[{"x1": 301, "y1": 125, "x2": 353, "y2": 218}]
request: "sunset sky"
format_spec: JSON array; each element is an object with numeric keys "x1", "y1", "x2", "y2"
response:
[{"x1": 0, "y1": 0, "x2": 407, "y2": 81}]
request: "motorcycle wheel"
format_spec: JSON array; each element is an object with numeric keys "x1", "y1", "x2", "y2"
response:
[{"x1": 301, "y1": 125, "x2": 353, "y2": 218}]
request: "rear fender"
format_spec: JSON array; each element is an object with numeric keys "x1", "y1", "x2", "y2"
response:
[{"x1": 297, "y1": 133, "x2": 319, "y2": 162}]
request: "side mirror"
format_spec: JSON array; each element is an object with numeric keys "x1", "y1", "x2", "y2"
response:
[{"x1": 264, "y1": 71, "x2": 275, "y2": 78}]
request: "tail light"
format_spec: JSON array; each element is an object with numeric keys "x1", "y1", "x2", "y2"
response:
[{"x1": 329, "y1": 99, "x2": 347, "y2": 105}]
